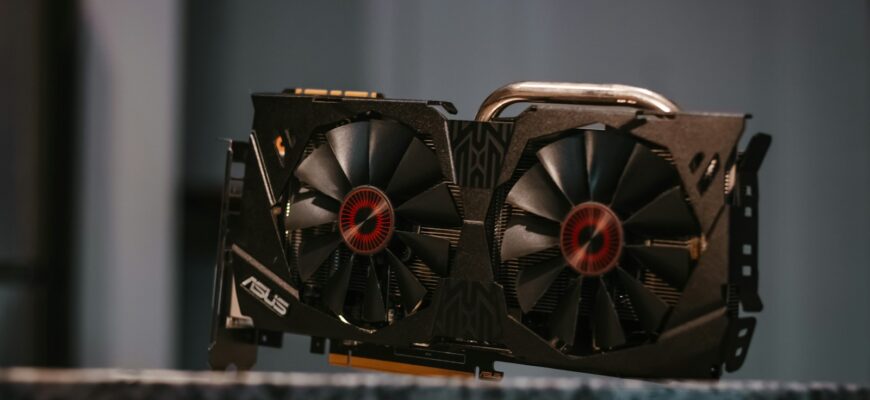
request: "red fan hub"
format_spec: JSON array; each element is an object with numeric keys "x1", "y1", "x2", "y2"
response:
[
  {"x1": 560, "y1": 202, "x2": 623, "y2": 276},
  {"x1": 339, "y1": 186, "x2": 395, "y2": 255}
]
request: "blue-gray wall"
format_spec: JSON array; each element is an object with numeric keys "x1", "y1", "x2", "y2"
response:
[{"x1": 76, "y1": 0, "x2": 182, "y2": 368}]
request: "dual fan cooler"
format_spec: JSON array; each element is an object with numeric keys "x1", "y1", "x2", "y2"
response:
[{"x1": 208, "y1": 82, "x2": 770, "y2": 379}]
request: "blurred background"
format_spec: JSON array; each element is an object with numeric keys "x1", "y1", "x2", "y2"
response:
[{"x1": 1, "y1": 0, "x2": 868, "y2": 384}]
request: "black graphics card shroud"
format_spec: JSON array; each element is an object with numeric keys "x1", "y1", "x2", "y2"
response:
[{"x1": 208, "y1": 82, "x2": 770, "y2": 380}]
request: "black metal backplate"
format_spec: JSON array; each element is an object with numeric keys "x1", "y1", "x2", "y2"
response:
[{"x1": 207, "y1": 92, "x2": 766, "y2": 379}]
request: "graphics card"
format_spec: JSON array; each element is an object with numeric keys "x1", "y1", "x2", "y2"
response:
[{"x1": 208, "y1": 82, "x2": 770, "y2": 379}]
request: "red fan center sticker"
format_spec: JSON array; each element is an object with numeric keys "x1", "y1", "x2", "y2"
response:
[
  {"x1": 560, "y1": 202, "x2": 623, "y2": 276},
  {"x1": 339, "y1": 186, "x2": 395, "y2": 255}
]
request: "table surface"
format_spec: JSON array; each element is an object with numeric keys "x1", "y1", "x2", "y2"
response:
[{"x1": 1, "y1": 368, "x2": 869, "y2": 400}]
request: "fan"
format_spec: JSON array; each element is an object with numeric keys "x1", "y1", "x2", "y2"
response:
[
  {"x1": 500, "y1": 129, "x2": 700, "y2": 350},
  {"x1": 285, "y1": 119, "x2": 461, "y2": 323}
]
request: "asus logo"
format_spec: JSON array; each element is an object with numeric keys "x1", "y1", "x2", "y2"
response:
[{"x1": 241, "y1": 276, "x2": 289, "y2": 316}]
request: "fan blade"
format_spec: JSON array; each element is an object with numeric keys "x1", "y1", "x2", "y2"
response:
[
  {"x1": 297, "y1": 232, "x2": 342, "y2": 282},
  {"x1": 586, "y1": 130, "x2": 635, "y2": 204},
  {"x1": 394, "y1": 231, "x2": 450, "y2": 276},
  {"x1": 285, "y1": 191, "x2": 339, "y2": 231},
  {"x1": 500, "y1": 215, "x2": 560, "y2": 261},
  {"x1": 294, "y1": 145, "x2": 351, "y2": 201},
  {"x1": 326, "y1": 122, "x2": 370, "y2": 187},
  {"x1": 537, "y1": 135, "x2": 589, "y2": 205},
  {"x1": 395, "y1": 183, "x2": 461, "y2": 227},
  {"x1": 385, "y1": 249, "x2": 427, "y2": 312},
  {"x1": 592, "y1": 280, "x2": 626, "y2": 349},
  {"x1": 323, "y1": 254, "x2": 355, "y2": 316},
  {"x1": 369, "y1": 120, "x2": 414, "y2": 187},
  {"x1": 385, "y1": 138, "x2": 442, "y2": 200},
  {"x1": 516, "y1": 256, "x2": 567, "y2": 313},
  {"x1": 506, "y1": 164, "x2": 571, "y2": 222},
  {"x1": 362, "y1": 263, "x2": 386, "y2": 322},
  {"x1": 614, "y1": 267, "x2": 668, "y2": 333},
  {"x1": 624, "y1": 244, "x2": 692, "y2": 289},
  {"x1": 610, "y1": 144, "x2": 680, "y2": 215},
  {"x1": 549, "y1": 278, "x2": 583, "y2": 344},
  {"x1": 623, "y1": 186, "x2": 699, "y2": 237}
]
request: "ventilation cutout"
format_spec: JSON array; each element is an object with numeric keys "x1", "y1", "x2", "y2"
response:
[
  {"x1": 689, "y1": 152, "x2": 705, "y2": 173},
  {"x1": 696, "y1": 153, "x2": 720, "y2": 194},
  {"x1": 230, "y1": 161, "x2": 246, "y2": 179}
]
